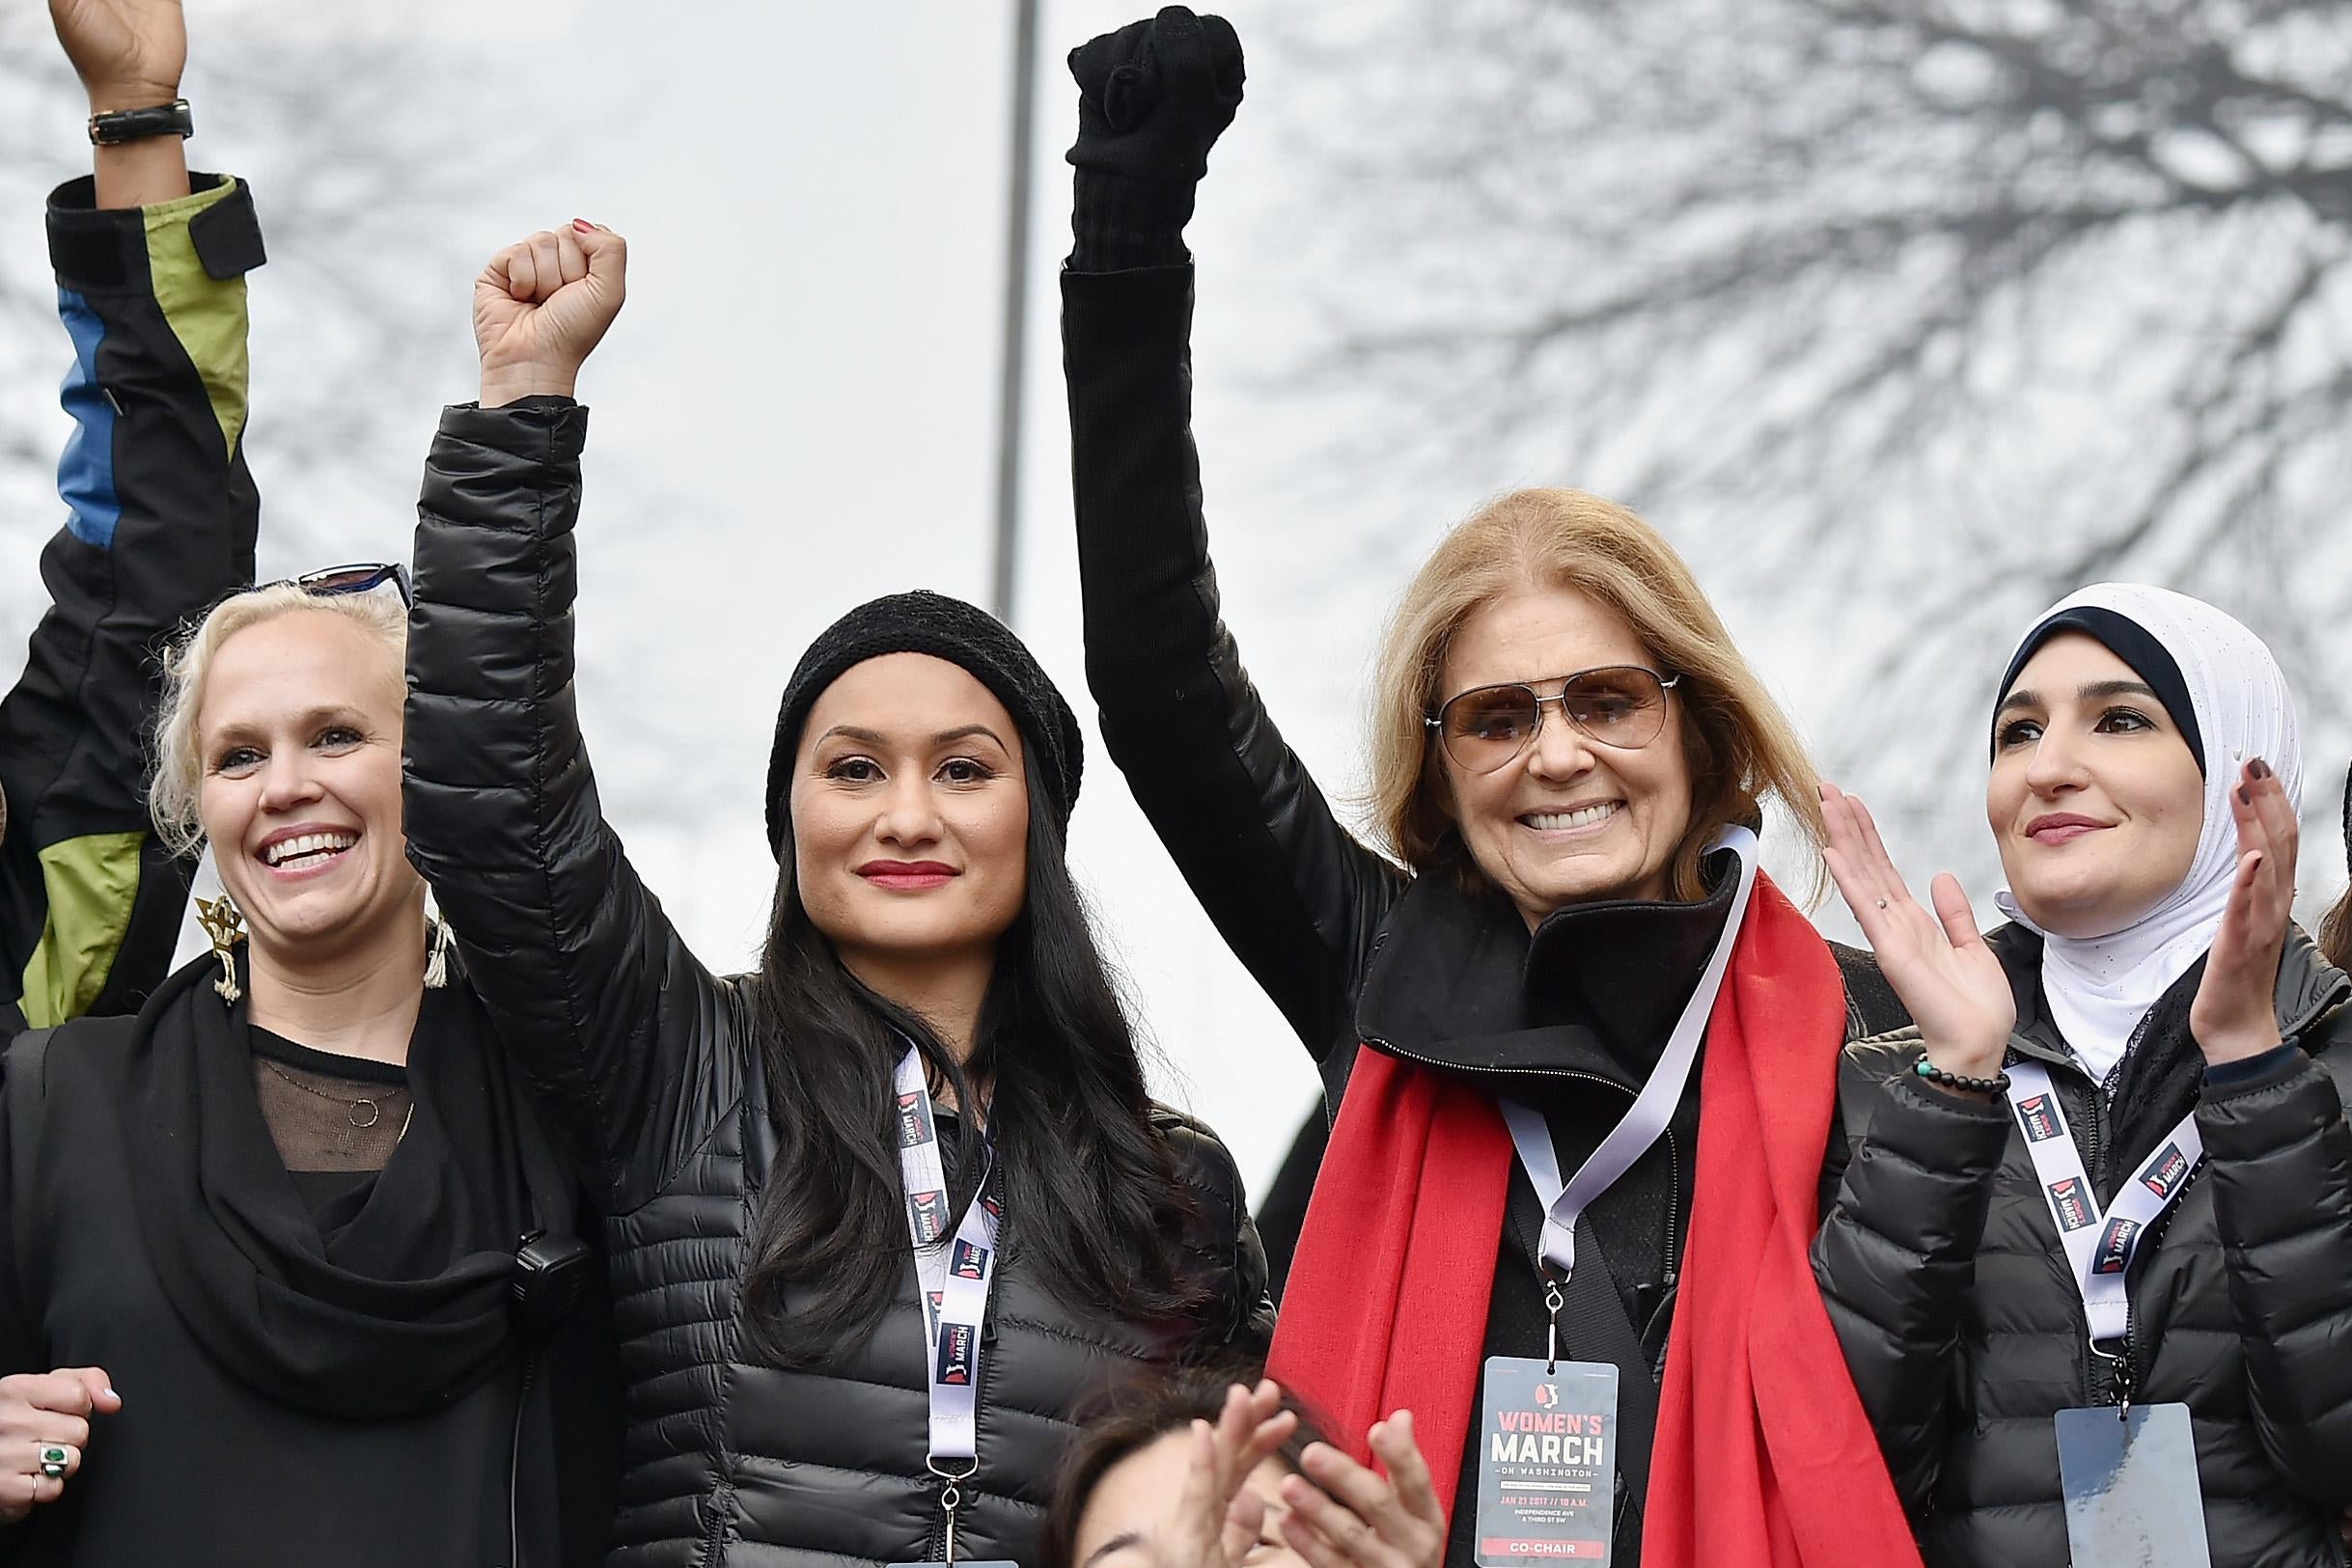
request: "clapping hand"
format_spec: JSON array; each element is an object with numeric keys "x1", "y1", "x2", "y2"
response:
[
  {"x1": 1275, "y1": 1411, "x2": 1446, "y2": 1568},
  {"x1": 2188, "y1": 759, "x2": 2297, "y2": 1065},
  {"x1": 1163, "y1": 1381, "x2": 1300, "y2": 1568},
  {"x1": 1821, "y1": 784, "x2": 2014, "y2": 1082},
  {"x1": 474, "y1": 221, "x2": 628, "y2": 408}
]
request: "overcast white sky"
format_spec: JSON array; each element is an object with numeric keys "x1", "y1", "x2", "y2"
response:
[
  {"x1": 5, "y1": 1, "x2": 2347, "y2": 1197},
  {"x1": 4, "y1": 0, "x2": 1348, "y2": 1190}
]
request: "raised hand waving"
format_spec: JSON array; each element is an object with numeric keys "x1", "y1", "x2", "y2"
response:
[{"x1": 1821, "y1": 783, "x2": 2014, "y2": 1082}]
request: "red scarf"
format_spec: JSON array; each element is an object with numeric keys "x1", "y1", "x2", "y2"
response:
[{"x1": 1268, "y1": 872, "x2": 1920, "y2": 1568}]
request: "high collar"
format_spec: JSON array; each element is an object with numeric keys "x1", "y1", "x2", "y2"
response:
[
  {"x1": 1354, "y1": 849, "x2": 1739, "y2": 1092},
  {"x1": 1989, "y1": 920, "x2": 2351, "y2": 1073}
]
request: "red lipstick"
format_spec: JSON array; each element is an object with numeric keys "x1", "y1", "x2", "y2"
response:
[{"x1": 856, "y1": 859, "x2": 959, "y2": 891}]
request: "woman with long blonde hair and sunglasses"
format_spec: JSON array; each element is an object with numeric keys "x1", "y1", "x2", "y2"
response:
[{"x1": 1058, "y1": 11, "x2": 1922, "y2": 1566}]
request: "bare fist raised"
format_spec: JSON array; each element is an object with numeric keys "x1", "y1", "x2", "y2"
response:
[
  {"x1": 474, "y1": 221, "x2": 628, "y2": 408},
  {"x1": 50, "y1": 0, "x2": 185, "y2": 110}
]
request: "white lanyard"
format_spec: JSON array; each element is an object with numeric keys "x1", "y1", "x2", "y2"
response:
[
  {"x1": 1498, "y1": 825, "x2": 1759, "y2": 1288},
  {"x1": 2005, "y1": 1059, "x2": 2201, "y2": 1344},
  {"x1": 893, "y1": 1045, "x2": 1002, "y2": 1469}
]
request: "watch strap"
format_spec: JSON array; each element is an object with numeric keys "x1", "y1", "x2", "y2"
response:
[{"x1": 88, "y1": 98, "x2": 193, "y2": 147}]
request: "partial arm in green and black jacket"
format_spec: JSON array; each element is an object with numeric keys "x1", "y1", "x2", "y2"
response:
[{"x1": 0, "y1": 174, "x2": 263, "y2": 1037}]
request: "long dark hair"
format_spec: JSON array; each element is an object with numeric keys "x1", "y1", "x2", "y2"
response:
[
  {"x1": 741, "y1": 748, "x2": 1204, "y2": 1364},
  {"x1": 1038, "y1": 1361, "x2": 1329, "y2": 1568}
]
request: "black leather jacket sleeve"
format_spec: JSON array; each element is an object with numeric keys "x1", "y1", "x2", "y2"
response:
[
  {"x1": 405, "y1": 400, "x2": 745, "y2": 1207},
  {"x1": 1062, "y1": 263, "x2": 1405, "y2": 1060},
  {"x1": 2196, "y1": 1043, "x2": 2352, "y2": 1508},
  {"x1": 1810, "y1": 1032, "x2": 2012, "y2": 1515}
]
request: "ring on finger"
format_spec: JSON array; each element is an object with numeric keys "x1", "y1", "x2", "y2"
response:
[{"x1": 38, "y1": 1445, "x2": 67, "y2": 1481}]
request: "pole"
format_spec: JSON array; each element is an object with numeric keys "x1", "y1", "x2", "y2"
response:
[{"x1": 989, "y1": 0, "x2": 1040, "y2": 624}]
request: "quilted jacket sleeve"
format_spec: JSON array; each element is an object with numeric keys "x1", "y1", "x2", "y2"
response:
[
  {"x1": 1811, "y1": 1032, "x2": 2012, "y2": 1514},
  {"x1": 404, "y1": 400, "x2": 738, "y2": 1207},
  {"x1": 1062, "y1": 263, "x2": 1405, "y2": 1061},
  {"x1": 1159, "y1": 1109, "x2": 1275, "y2": 1355},
  {"x1": 2196, "y1": 1038, "x2": 2352, "y2": 1508}
]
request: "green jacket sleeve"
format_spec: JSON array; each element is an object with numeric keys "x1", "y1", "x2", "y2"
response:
[{"x1": 0, "y1": 173, "x2": 263, "y2": 1033}]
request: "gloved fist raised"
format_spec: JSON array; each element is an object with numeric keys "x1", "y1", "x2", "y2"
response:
[{"x1": 1066, "y1": 6, "x2": 1245, "y2": 188}]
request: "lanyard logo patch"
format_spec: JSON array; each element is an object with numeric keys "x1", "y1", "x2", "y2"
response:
[
  {"x1": 2140, "y1": 1142, "x2": 2191, "y2": 1199},
  {"x1": 2048, "y1": 1175, "x2": 2095, "y2": 1231},
  {"x1": 2016, "y1": 1091, "x2": 2064, "y2": 1142},
  {"x1": 2093, "y1": 1216, "x2": 2142, "y2": 1276},
  {"x1": 896, "y1": 1088, "x2": 934, "y2": 1148},
  {"x1": 909, "y1": 1188, "x2": 949, "y2": 1246},
  {"x1": 936, "y1": 1321, "x2": 977, "y2": 1387},
  {"x1": 951, "y1": 1238, "x2": 990, "y2": 1281}
]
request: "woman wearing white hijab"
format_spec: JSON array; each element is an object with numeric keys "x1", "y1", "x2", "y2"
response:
[{"x1": 1808, "y1": 584, "x2": 2352, "y2": 1567}]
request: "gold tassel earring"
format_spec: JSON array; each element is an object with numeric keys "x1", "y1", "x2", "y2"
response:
[
  {"x1": 195, "y1": 894, "x2": 246, "y2": 1003},
  {"x1": 423, "y1": 910, "x2": 454, "y2": 991}
]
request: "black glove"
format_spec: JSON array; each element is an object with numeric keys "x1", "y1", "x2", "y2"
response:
[{"x1": 1065, "y1": 6, "x2": 1245, "y2": 271}]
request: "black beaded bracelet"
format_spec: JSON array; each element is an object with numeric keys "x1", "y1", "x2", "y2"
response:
[{"x1": 1914, "y1": 1059, "x2": 2010, "y2": 1096}]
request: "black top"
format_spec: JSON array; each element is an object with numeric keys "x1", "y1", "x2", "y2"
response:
[
  {"x1": 0, "y1": 969, "x2": 620, "y2": 1568},
  {"x1": 248, "y1": 1027, "x2": 410, "y2": 1233}
]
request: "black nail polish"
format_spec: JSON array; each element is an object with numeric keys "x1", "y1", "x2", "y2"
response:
[
  {"x1": 2237, "y1": 785, "x2": 2252, "y2": 806},
  {"x1": 2250, "y1": 757, "x2": 2270, "y2": 781}
]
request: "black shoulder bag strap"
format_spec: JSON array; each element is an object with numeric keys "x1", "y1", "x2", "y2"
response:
[
  {"x1": 1505, "y1": 1198, "x2": 1661, "y2": 1534},
  {"x1": 4, "y1": 1027, "x2": 58, "y2": 1342}
]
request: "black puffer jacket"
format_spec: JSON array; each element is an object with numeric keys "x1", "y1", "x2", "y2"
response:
[
  {"x1": 1814, "y1": 923, "x2": 2352, "y2": 1567},
  {"x1": 1064, "y1": 261, "x2": 1910, "y2": 1565},
  {"x1": 402, "y1": 400, "x2": 1271, "y2": 1568}
]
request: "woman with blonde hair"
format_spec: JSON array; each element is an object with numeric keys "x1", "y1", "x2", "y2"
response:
[
  {"x1": 1, "y1": 557, "x2": 619, "y2": 1567},
  {"x1": 1059, "y1": 12, "x2": 1917, "y2": 1566}
]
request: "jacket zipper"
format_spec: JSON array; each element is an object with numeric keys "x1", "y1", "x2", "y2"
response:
[
  {"x1": 2061, "y1": 1071, "x2": 2130, "y2": 1408},
  {"x1": 923, "y1": 1204, "x2": 1008, "y2": 1563},
  {"x1": 701, "y1": 1479, "x2": 734, "y2": 1568}
]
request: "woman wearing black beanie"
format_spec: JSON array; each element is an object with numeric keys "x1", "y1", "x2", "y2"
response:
[{"x1": 401, "y1": 223, "x2": 1269, "y2": 1568}]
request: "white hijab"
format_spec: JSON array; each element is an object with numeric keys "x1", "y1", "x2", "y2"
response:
[{"x1": 1991, "y1": 583, "x2": 2304, "y2": 1081}]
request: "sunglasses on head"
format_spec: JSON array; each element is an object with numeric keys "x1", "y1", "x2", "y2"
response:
[
  {"x1": 257, "y1": 562, "x2": 414, "y2": 607},
  {"x1": 1425, "y1": 665, "x2": 1681, "y2": 774}
]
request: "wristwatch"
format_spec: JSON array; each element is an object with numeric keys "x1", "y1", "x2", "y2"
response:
[{"x1": 88, "y1": 98, "x2": 193, "y2": 146}]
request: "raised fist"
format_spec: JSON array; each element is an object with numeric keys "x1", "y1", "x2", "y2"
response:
[
  {"x1": 473, "y1": 221, "x2": 627, "y2": 406},
  {"x1": 1066, "y1": 7, "x2": 1245, "y2": 188},
  {"x1": 50, "y1": 0, "x2": 185, "y2": 111}
]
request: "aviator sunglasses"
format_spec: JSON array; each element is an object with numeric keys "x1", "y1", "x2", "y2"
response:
[{"x1": 1426, "y1": 665, "x2": 1682, "y2": 774}]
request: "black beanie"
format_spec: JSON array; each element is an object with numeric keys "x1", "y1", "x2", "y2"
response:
[{"x1": 765, "y1": 591, "x2": 1084, "y2": 858}]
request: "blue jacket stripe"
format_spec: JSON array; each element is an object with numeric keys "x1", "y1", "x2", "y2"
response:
[{"x1": 55, "y1": 287, "x2": 121, "y2": 550}]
